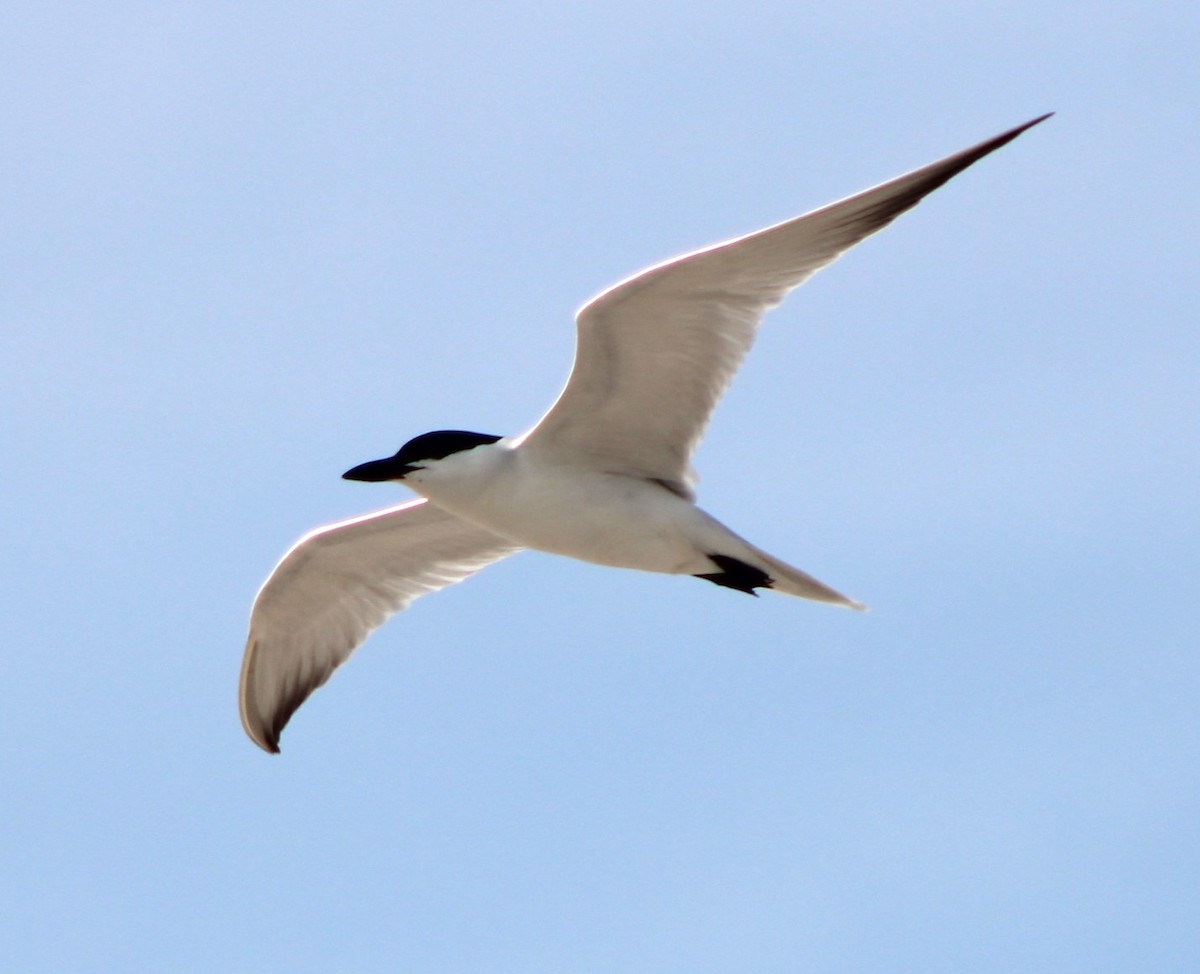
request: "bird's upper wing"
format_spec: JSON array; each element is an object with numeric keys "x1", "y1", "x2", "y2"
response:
[
  {"x1": 239, "y1": 498, "x2": 522, "y2": 752},
  {"x1": 517, "y1": 115, "x2": 1050, "y2": 495}
]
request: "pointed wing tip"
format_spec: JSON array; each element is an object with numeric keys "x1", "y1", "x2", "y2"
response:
[
  {"x1": 999, "y1": 112, "x2": 1054, "y2": 142},
  {"x1": 944, "y1": 112, "x2": 1053, "y2": 174},
  {"x1": 245, "y1": 721, "x2": 283, "y2": 753},
  {"x1": 240, "y1": 704, "x2": 284, "y2": 754},
  {"x1": 238, "y1": 635, "x2": 289, "y2": 754},
  {"x1": 970, "y1": 113, "x2": 1052, "y2": 160},
  {"x1": 240, "y1": 681, "x2": 309, "y2": 755}
]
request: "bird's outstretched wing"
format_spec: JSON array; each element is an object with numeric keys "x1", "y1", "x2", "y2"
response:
[
  {"x1": 239, "y1": 499, "x2": 522, "y2": 752},
  {"x1": 518, "y1": 115, "x2": 1050, "y2": 496}
]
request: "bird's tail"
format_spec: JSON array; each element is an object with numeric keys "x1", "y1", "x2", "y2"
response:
[
  {"x1": 742, "y1": 540, "x2": 867, "y2": 610},
  {"x1": 691, "y1": 507, "x2": 865, "y2": 609}
]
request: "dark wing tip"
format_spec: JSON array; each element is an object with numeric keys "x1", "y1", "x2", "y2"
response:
[
  {"x1": 263, "y1": 680, "x2": 315, "y2": 754},
  {"x1": 239, "y1": 636, "x2": 325, "y2": 755},
  {"x1": 243, "y1": 675, "x2": 328, "y2": 755},
  {"x1": 829, "y1": 112, "x2": 1053, "y2": 239},
  {"x1": 241, "y1": 702, "x2": 284, "y2": 754},
  {"x1": 240, "y1": 714, "x2": 282, "y2": 754},
  {"x1": 259, "y1": 735, "x2": 282, "y2": 755},
  {"x1": 962, "y1": 112, "x2": 1053, "y2": 161}
]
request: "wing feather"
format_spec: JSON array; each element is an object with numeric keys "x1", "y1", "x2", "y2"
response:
[
  {"x1": 518, "y1": 115, "x2": 1050, "y2": 491},
  {"x1": 239, "y1": 498, "x2": 521, "y2": 752}
]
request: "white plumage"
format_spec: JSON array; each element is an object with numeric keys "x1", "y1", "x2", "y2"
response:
[{"x1": 240, "y1": 115, "x2": 1050, "y2": 752}]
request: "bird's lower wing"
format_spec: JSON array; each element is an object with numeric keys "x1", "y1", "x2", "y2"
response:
[
  {"x1": 239, "y1": 498, "x2": 522, "y2": 752},
  {"x1": 517, "y1": 115, "x2": 1050, "y2": 492}
]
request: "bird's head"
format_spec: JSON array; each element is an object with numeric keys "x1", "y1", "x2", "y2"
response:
[{"x1": 342, "y1": 430, "x2": 504, "y2": 483}]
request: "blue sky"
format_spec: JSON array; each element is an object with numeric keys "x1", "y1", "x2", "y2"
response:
[{"x1": 3, "y1": 3, "x2": 1197, "y2": 971}]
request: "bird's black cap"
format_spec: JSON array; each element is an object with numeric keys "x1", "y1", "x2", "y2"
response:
[{"x1": 343, "y1": 430, "x2": 503, "y2": 482}]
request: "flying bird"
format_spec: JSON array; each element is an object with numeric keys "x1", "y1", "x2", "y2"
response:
[{"x1": 239, "y1": 114, "x2": 1050, "y2": 752}]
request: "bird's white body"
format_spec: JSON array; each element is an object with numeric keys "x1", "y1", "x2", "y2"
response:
[
  {"x1": 239, "y1": 114, "x2": 1049, "y2": 752},
  {"x1": 409, "y1": 444, "x2": 706, "y2": 572},
  {"x1": 406, "y1": 441, "x2": 847, "y2": 598}
]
